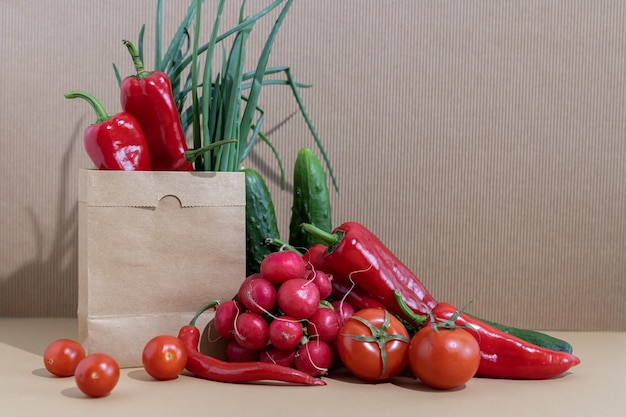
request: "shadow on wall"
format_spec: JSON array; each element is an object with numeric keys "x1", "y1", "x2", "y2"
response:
[
  {"x1": 0, "y1": 122, "x2": 82, "y2": 317},
  {"x1": 0, "y1": 113, "x2": 299, "y2": 317}
]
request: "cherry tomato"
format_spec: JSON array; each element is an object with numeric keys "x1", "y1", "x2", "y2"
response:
[
  {"x1": 74, "y1": 353, "x2": 120, "y2": 397},
  {"x1": 336, "y1": 308, "x2": 410, "y2": 382},
  {"x1": 409, "y1": 325, "x2": 480, "y2": 390},
  {"x1": 43, "y1": 339, "x2": 86, "y2": 377},
  {"x1": 142, "y1": 335, "x2": 188, "y2": 381}
]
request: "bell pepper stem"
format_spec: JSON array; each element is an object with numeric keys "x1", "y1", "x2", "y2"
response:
[
  {"x1": 301, "y1": 223, "x2": 341, "y2": 249},
  {"x1": 64, "y1": 91, "x2": 111, "y2": 124}
]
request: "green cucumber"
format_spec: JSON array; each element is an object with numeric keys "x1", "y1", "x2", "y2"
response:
[
  {"x1": 242, "y1": 168, "x2": 280, "y2": 276},
  {"x1": 472, "y1": 315, "x2": 573, "y2": 353},
  {"x1": 289, "y1": 147, "x2": 332, "y2": 250}
]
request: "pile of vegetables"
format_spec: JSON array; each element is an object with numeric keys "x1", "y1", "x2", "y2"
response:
[
  {"x1": 45, "y1": 133, "x2": 580, "y2": 394},
  {"x1": 55, "y1": 0, "x2": 582, "y2": 398},
  {"x1": 67, "y1": 0, "x2": 336, "y2": 187}
]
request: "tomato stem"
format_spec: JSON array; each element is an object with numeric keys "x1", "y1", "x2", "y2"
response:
[{"x1": 394, "y1": 290, "x2": 475, "y2": 333}]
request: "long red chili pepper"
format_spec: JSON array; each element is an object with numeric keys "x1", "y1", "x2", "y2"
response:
[
  {"x1": 120, "y1": 40, "x2": 193, "y2": 171},
  {"x1": 303, "y1": 243, "x2": 394, "y2": 312},
  {"x1": 65, "y1": 90, "x2": 151, "y2": 171},
  {"x1": 178, "y1": 302, "x2": 325, "y2": 386},
  {"x1": 331, "y1": 279, "x2": 387, "y2": 312},
  {"x1": 394, "y1": 291, "x2": 580, "y2": 379},
  {"x1": 306, "y1": 243, "x2": 400, "y2": 312},
  {"x1": 302, "y1": 222, "x2": 437, "y2": 318}
]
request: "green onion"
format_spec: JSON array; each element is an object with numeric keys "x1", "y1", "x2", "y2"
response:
[{"x1": 114, "y1": 0, "x2": 338, "y2": 191}]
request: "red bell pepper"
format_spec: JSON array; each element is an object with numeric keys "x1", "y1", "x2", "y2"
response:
[
  {"x1": 302, "y1": 222, "x2": 438, "y2": 318},
  {"x1": 120, "y1": 40, "x2": 193, "y2": 171},
  {"x1": 64, "y1": 90, "x2": 151, "y2": 171},
  {"x1": 394, "y1": 291, "x2": 581, "y2": 379}
]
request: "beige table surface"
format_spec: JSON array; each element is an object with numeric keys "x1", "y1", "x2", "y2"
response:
[{"x1": 1, "y1": 318, "x2": 624, "y2": 417}]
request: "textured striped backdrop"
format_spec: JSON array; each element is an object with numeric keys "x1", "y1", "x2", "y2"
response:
[{"x1": 1, "y1": 1, "x2": 624, "y2": 330}]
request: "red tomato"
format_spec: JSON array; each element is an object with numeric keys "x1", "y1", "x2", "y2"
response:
[
  {"x1": 336, "y1": 308, "x2": 410, "y2": 382},
  {"x1": 43, "y1": 339, "x2": 86, "y2": 377},
  {"x1": 74, "y1": 353, "x2": 120, "y2": 397},
  {"x1": 409, "y1": 325, "x2": 480, "y2": 390},
  {"x1": 142, "y1": 335, "x2": 188, "y2": 381}
]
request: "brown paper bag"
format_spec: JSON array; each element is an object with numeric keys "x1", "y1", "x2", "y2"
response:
[{"x1": 77, "y1": 169, "x2": 245, "y2": 368}]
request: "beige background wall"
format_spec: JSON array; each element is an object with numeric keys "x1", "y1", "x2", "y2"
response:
[{"x1": 1, "y1": 1, "x2": 624, "y2": 331}]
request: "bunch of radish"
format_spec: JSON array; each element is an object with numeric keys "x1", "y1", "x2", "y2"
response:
[{"x1": 213, "y1": 250, "x2": 355, "y2": 376}]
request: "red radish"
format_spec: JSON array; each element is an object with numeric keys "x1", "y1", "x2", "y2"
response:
[
  {"x1": 307, "y1": 307, "x2": 340, "y2": 344},
  {"x1": 226, "y1": 340, "x2": 260, "y2": 362},
  {"x1": 245, "y1": 272, "x2": 263, "y2": 281},
  {"x1": 295, "y1": 340, "x2": 333, "y2": 377},
  {"x1": 306, "y1": 269, "x2": 333, "y2": 299},
  {"x1": 268, "y1": 316, "x2": 303, "y2": 351},
  {"x1": 233, "y1": 312, "x2": 269, "y2": 351},
  {"x1": 259, "y1": 345, "x2": 296, "y2": 367},
  {"x1": 261, "y1": 251, "x2": 306, "y2": 285},
  {"x1": 302, "y1": 244, "x2": 328, "y2": 271},
  {"x1": 214, "y1": 300, "x2": 243, "y2": 340},
  {"x1": 277, "y1": 278, "x2": 321, "y2": 320},
  {"x1": 331, "y1": 300, "x2": 355, "y2": 327},
  {"x1": 238, "y1": 276, "x2": 276, "y2": 314}
]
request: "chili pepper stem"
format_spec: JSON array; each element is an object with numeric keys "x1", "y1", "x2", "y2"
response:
[
  {"x1": 123, "y1": 40, "x2": 150, "y2": 79},
  {"x1": 301, "y1": 223, "x2": 341, "y2": 249},
  {"x1": 64, "y1": 91, "x2": 111, "y2": 124},
  {"x1": 393, "y1": 290, "x2": 428, "y2": 328},
  {"x1": 190, "y1": 300, "x2": 220, "y2": 327}
]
